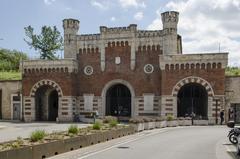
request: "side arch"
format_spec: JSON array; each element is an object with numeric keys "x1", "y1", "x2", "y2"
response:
[
  {"x1": 30, "y1": 79, "x2": 63, "y2": 97},
  {"x1": 172, "y1": 76, "x2": 214, "y2": 97}
]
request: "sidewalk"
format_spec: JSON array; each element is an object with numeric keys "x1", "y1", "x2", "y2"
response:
[
  {"x1": 216, "y1": 136, "x2": 238, "y2": 159},
  {"x1": 0, "y1": 121, "x2": 90, "y2": 142}
]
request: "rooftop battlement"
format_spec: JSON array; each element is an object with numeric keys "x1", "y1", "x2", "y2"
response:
[
  {"x1": 78, "y1": 34, "x2": 100, "y2": 41},
  {"x1": 100, "y1": 24, "x2": 137, "y2": 34},
  {"x1": 137, "y1": 30, "x2": 163, "y2": 38},
  {"x1": 22, "y1": 59, "x2": 79, "y2": 73}
]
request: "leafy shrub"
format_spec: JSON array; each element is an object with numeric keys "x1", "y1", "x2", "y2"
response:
[
  {"x1": 166, "y1": 115, "x2": 174, "y2": 121},
  {"x1": 93, "y1": 121, "x2": 102, "y2": 130},
  {"x1": 103, "y1": 116, "x2": 118, "y2": 123},
  {"x1": 30, "y1": 130, "x2": 46, "y2": 142},
  {"x1": 109, "y1": 119, "x2": 118, "y2": 127},
  {"x1": 68, "y1": 125, "x2": 79, "y2": 134}
]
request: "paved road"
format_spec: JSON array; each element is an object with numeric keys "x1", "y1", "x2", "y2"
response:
[
  {"x1": 0, "y1": 122, "x2": 89, "y2": 142},
  {"x1": 49, "y1": 126, "x2": 237, "y2": 159}
]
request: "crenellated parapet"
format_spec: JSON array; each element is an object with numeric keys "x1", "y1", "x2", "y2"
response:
[
  {"x1": 78, "y1": 34, "x2": 100, "y2": 41},
  {"x1": 79, "y1": 47, "x2": 99, "y2": 54},
  {"x1": 137, "y1": 44, "x2": 162, "y2": 53},
  {"x1": 137, "y1": 30, "x2": 163, "y2": 38},
  {"x1": 159, "y1": 53, "x2": 228, "y2": 70},
  {"x1": 100, "y1": 24, "x2": 137, "y2": 34},
  {"x1": 23, "y1": 59, "x2": 79, "y2": 74}
]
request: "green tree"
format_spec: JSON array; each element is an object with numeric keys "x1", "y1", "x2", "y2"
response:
[
  {"x1": 0, "y1": 48, "x2": 28, "y2": 71},
  {"x1": 24, "y1": 26, "x2": 63, "y2": 60},
  {"x1": 225, "y1": 66, "x2": 240, "y2": 76}
]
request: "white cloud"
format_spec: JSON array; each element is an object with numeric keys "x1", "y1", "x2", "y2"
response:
[
  {"x1": 90, "y1": 0, "x2": 110, "y2": 10},
  {"x1": 44, "y1": 0, "x2": 56, "y2": 5},
  {"x1": 110, "y1": 16, "x2": 116, "y2": 22},
  {"x1": 147, "y1": 0, "x2": 240, "y2": 66},
  {"x1": 134, "y1": 12, "x2": 144, "y2": 20},
  {"x1": 119, "y1": 0, "x2": 146, "y2": 9}
]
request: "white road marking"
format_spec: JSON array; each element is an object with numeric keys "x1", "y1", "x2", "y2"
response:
[{"x1": 77, "y1": 129, "x2": 167, "y2": 159}]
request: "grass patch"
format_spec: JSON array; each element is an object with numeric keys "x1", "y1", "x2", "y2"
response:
[
  {"x1": 30, "y1": 130, "x2": 46, "y2": 142},
  {"x1": 0, "y1": 71, "x2": 21, "y2": 80},
  {"x1": 93, "y1": 121, "x2": 102, "y2": 130},
  {"x1": 68, "y1": 125, "x2": 79, "y2": 134},
  {"x1": 109, "y1": 119, "x2": 118, "y2": 127}
]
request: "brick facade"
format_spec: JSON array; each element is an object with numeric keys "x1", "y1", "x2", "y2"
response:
[{"x1": 21, "y1": 11, "x2": 229, "y2": 123}]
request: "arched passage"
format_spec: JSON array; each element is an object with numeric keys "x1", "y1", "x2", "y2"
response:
[
  {"x1": 30, "y1": 80, "x2": 63, "y2": 121},
  {"x1": 48, "y1": 90, "x2": 59, "y2": 121},
  {"x1": 177, "y1": 83, "x2": 208, "y2": 119},
  {"x1": 106, "y1": 84, "x2": 131, "y2": 117},
  {"x1": 101, "y1": 79, "x2": 135, "y2": 117},
  {"x1": 171, "y1": 76, "x2": 215, "y2": 119},
  {"x1": 35, "y1": 86, "x2": 59, "y2": 121}
]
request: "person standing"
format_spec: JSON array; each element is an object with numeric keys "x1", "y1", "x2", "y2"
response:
[{"x1": 220, "y1": 109, "x2": 224, "y2": 125}]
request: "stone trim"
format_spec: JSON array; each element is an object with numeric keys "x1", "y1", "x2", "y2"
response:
[
  {"x1": 23, "y1": 59, "x2": 78, "y2": 74},
  {"x1": 30, "y1": 79, "x2": 63, "y2": 97},
  {"x1": 159, "y1": 53, "x2": 228, "y2": 70},
  {"x1": 171, "y1": 76, "x2": 214, "y2": 97}
]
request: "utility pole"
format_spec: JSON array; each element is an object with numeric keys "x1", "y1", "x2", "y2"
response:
[{"x1": 218, "y1": 43, "x2": 221, "y2": 53}]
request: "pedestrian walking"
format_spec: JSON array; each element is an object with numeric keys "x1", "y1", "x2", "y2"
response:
[{"x1": 220, "y1": 109, "x2": 224, "y2": 125}]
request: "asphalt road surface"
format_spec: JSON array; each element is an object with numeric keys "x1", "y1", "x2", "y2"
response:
[{"x1": 49, "y1": 126, "x2": 236, "y2": 159}]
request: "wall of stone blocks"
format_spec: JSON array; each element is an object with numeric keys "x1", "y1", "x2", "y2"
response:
[{"x1": 0, "y1": 80, "x2": 21, "y2": 120}]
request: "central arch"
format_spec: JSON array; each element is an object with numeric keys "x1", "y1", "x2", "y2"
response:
[
  {"x1": 102, "y1": 79, "x2": 135, "y2": 117},
  {"x1": 106, "y1": 84, "x2": 131, "y2": 117}
]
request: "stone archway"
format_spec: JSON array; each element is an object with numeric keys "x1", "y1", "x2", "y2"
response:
[
  {"x1": 171, "y1": 76, "x2": 214, "y2": 119},
  {"x1": 101, "y1": 79, "x2": 135, "y2": 117},
  {"x1": 30, "y1": 79, "x2": 63, "y2": 98},
  {"x1": 29, "y1": 79, "x2": 63, "y2": 121},
  {"x1": 172, "y1": 76, "x2": 214, "y2": 97}
]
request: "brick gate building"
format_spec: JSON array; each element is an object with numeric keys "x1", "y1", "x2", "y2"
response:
[{"x1": 22, "y1": 11, "x2": 228, "y2": 123}]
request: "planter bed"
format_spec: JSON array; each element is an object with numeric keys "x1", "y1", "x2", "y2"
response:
[
  {"x1": 144, "y1": 122, "x2": 155, "y2": 130},
  {"x1": 130, "y1": 123, "x2": 144, "y2": 132},
  {"x1": 0, "y1": 126, "x2": 134, "y2": 159},
  {"x1": 167, "y1": 120, "x2": 178, "y2": 127}
]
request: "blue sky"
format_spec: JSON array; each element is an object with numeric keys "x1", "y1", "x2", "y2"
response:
[{"x1": 0, "y1": 0, "x2": 240, "y2": 65}]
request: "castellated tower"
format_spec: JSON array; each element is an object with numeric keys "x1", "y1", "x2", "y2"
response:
[
  {"x1": 63, "y1": 19, "x2": 79, "y2": 59},
  {"x1": 161, "y1": 11, "x2": 179, "y2": 55}
]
